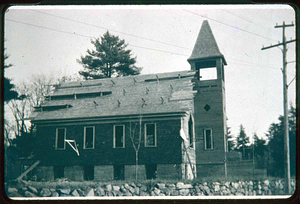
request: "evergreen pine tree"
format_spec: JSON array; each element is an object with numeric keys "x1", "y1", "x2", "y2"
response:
[
  {"x1": 77, "y1": 31, "x2": 142, "y2": 79},
  {"x1": 4, "y1": 52, "x2": 18, "y2": 102},
  {"x1": 236, "y1": 124, "x2": 250, "y2": 159}
]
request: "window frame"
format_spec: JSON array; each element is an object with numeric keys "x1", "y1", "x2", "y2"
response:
[
  {"x1": 56, "y1": 128, "x2": 66, "y2": 150},
  {"x1": 144, "y1": 123, "x2": 157, "y2": 147},
  {"x1": 204, "y1": 128, "x2": 213, "y2": 150},
  {"x1": 113, "y1": 125, "x2": 125, "y2": 148},
  {"x1": 84, "y1": 126, "x2": 95, "y2": 149}
]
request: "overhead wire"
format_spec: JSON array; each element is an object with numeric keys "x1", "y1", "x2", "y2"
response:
[
  {"x1": 6, "y1": 18, "x2": 189, "y2": 57},
  {"x1": 182, "y1": 9, "x2": 280, "y2": 42},
  {"x1": 6, "y1": 19, "x2": 93, "y2": 39},
  {"x1": 6, "y1": 13, "x2": 295, "y2": 76},
  {"x1": 31, "y1": 9, "x2": 287, "y2": 50},
  {"x1": 227, "y1": 59, "x2": 281, "y2": 70},
  {"x1": 30, "y1": 9, "x2": 192, "y2": 51},
  {"x1": 30, "y1": 9, "x2": 294, "y2": 52},
  {"x1": 221, "y1": 9, "x2": 282, "y2": 38},
  {"x1": 164, "y1": 10, "x2": 268, "y2": 48},
  {"x1": 183, "y1": 9, "x2": 295, "y2": 52}
]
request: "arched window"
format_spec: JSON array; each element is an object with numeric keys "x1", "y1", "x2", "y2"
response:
[{"x1": 189, "y1": 116, "x2": 194, "y2": 148}]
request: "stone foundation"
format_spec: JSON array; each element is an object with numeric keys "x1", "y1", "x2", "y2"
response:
[
  {"x1": 157, "y1": 164, "x2": 181, "y2": 179},
  {"x1": 94, "y1": 165, "x2": 113, "y2": 181},
  {"x1": 33, "y1": 164, "x2": 186, "y2": 181},
  {"x1": 35, "y1": 166, "x2": 54, "y2": 181},
  {"x1": 197, "y1": 163, "x2": 225, "y2": 178},
  {"x1": 64, "y1": 166, "x2": 84, "y2": 181},
  {"x1": 125, "y1": 165, "x2": 146, "y2": 180}
]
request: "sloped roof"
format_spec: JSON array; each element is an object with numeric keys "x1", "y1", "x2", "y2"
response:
[
  {"x1": 188, "y1": 20, "x2": 227, "y2": 65},
  {"x1": 30, "y1": 70, "x2": 197, "y2": 122}
]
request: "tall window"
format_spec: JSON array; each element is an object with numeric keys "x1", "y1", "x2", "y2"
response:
[
  {"x1": 204, "y1": 128, "x2": 213, "y2": 150},
  {"x1": 114, "y1": 125, "x2": 125, "y2": 148},
  {"x1": 56, "y1": 128, "x2": 66, "y2": 150},
  {"x1": 189, "y1": 116, "x2": 194, "y2": 148},
  {"x1": 84, "y1": 126, "x2": 95, "y2": 149},
  {"x1": 145, "y1": 123, "x2": 156, "y2": 147}
]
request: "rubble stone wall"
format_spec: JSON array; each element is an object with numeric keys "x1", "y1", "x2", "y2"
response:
[{"x1": 6, "y1": 179, "x2": 296, "y2": 198}]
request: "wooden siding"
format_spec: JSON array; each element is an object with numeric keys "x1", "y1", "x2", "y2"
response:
[
  {"x1": 192, "y1": 58, "x2": 226, "y2": 165},
  {"x1": 35, "y1": 119, "x2": 183, "y2": 166}
]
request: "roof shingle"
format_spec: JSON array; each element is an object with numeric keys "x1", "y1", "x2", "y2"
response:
[
  {"x1": 31, "y1": 70, "x2": 197, "y2": 122},
  {"x1": 188, "y1": 20, "x2": 227, "y2": 64}
]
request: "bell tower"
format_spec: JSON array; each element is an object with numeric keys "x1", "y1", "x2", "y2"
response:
[{"x1": 188, "y1": 20, "x2": 227, "y2": 177}]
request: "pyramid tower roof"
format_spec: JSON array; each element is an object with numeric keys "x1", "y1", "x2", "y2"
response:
[{"x1": 188, "y1": 20, "x2": 227, "y2": 65}]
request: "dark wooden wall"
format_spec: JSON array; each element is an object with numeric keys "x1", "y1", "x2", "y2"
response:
[{"x1": 35, "y1": 119, "x2": 183, "y2": 166}]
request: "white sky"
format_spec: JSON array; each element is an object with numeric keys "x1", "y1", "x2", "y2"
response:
[{"x1": 4, "y1": 5, "x2": 296, "y2": 141}]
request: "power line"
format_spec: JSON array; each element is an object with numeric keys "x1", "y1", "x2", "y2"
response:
[
  {"x1": 221, "y1": 9, "x2": 281, "y2": 38},
  {"x1": 229, "y1": 61, "x2": 280, "y2": 71},
  {"x1": 183, "y1": 9, "x2": 279, "y2": 42},
  {"x1": 128, "y1": 45, "x2": 189, "y2": 56},
  {"x1": 6, "y1": 19, "x2": 93, "y2": 39},
  {"x1": 6, "y1": 18, "x2": 189, "y2": 57},
  {"x1": 229, "y1": 60, "x2": 294, "y2": 76},
  {"x1": 164, "y1": 10, "x2": 268, "y2": 48},
  {"x1": 6, "y1": 18, "x2": 294, "y2": 74},
  {"x1": 30, "y1": 9, "x2": 192, "y2": 51}
]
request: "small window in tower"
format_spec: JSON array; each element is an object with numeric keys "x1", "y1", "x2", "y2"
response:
[{"x1": 199, "y1": 67, "x2": 217, "y2": 81}]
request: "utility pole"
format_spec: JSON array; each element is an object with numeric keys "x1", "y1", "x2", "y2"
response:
[{"x1": 262, "y1": 21, "x2": 295, "y2": 194}]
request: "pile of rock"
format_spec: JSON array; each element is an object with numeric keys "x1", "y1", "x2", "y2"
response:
[{"x1": 6, "y1": 179, "x2": 295, "y2": 198}]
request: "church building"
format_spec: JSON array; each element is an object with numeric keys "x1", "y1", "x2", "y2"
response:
[{"x1": 25, "y1": 20, "x2": 228, "y2": 181}]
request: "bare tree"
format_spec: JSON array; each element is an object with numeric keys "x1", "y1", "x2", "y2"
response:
[
  {"x1": 4, "y1": 120, "x2": 15, "y2": 147},
  {"x1": 28, "y1": 74, "x2": 55, "y2": 108},
  {"x1": 7, "y1": 83, "x2": 30, "y2": 137},
  {"x1": 128, "y1": 116, "x2": 143, "y2": 181},
  {"x1": 6, "y1": 74, "x2": 59, "y2": 147},
  {"x1": 57, "y1": 74, "x2": 83, "y2": 83}
]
